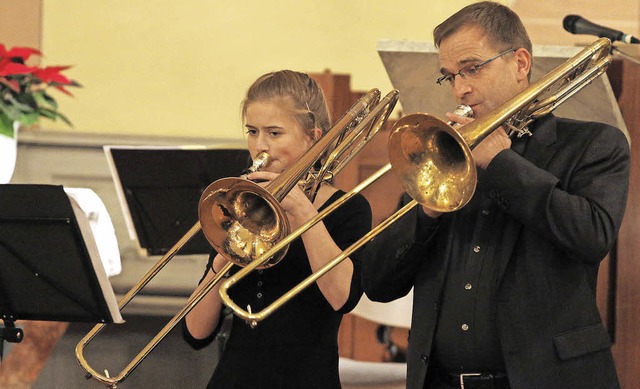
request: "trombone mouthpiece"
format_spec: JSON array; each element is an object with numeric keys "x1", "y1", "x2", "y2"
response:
[
  {"x1": 243, "y1": 152, "x2": 271, "y2": 176},
  {"x1": 453, "y1": 104, "x2": 473, "y2": 118},
  {"x1": 447, "y1": 105, "x2": 474, "y2": 127}
]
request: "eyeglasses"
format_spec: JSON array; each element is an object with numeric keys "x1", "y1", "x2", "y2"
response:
[{"x1": 436, "y1": 48, "x2": 516, "y2": 86}]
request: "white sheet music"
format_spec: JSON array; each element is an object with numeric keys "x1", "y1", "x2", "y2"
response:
[
  {"x1": 352, "y1": 289, "x2": 413, "y2": 329},
  {"x1": 67, "y1": 192, "x2": 124, "y2": 324},
  {"x1": 64, "y1": 187, "x2": 122, "y2": 277}
]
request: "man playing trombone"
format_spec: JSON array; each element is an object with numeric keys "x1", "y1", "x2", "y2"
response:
[{"x1": 362, "y1": 2, "x2": 629, "y2": 389}]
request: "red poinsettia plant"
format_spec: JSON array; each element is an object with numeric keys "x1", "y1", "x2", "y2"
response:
[{"x1": 0, "y1": 44, "x2": 80, "y2": 138}]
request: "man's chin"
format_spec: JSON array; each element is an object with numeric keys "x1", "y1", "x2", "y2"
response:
[{"x1": 469, "y1": 105, "x2": 483, "y2": 119}]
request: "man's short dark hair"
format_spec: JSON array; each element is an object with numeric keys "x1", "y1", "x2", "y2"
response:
[{"x1": 433, "y1": 1, "x2": 532, "y2": 55}]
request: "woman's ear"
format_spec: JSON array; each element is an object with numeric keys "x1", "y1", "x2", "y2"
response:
[{"x1": 312, "y1": 127, "x2": 323, "y2": 142}]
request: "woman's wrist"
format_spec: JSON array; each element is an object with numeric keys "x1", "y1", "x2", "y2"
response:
[{"x1": 211, "y1": 262, "x2": 231, "y2": 278}]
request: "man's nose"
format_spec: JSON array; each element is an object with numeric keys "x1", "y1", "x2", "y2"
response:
[{"x1": 452, "y1": 76, "x2": 473, "y2": 100}]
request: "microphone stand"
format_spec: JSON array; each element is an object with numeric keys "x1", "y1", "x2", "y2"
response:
[{"x1": 0, "y1": 316, "x2": 24, "y2": 362}]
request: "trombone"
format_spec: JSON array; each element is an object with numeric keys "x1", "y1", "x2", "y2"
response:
[
  {"x1": 76, "y1": 36, "x2": 612, "y2": 386},
  {"x1": 75, "y1": 88, "x2": 400, "y2": 388},
  {"x1": 198, "y1": 89, "x2": 400, "y2": 269},
  {"x1": 218, "y1": 37, "x2": 614, "y2": 326}
]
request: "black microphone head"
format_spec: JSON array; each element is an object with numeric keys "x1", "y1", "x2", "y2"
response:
[
  {"x1": 562, "y1": 14, "x2": 623, "y2": 41},
  {"x1": 563, "y1": 14, "x2": 581, "y2": 33}
]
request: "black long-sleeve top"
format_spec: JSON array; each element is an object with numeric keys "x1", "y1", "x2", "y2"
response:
[{"x1": 183, "y1": 190, "x2": 372, "y2": 389}]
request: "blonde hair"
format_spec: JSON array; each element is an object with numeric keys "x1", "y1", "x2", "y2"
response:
[{"x1": 241, "y1": 70, "x2": 331, "y2": 139}]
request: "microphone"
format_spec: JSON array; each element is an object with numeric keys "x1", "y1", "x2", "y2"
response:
[{"x1": 563, "y1": 15, "x2": 640, "y2": 44}]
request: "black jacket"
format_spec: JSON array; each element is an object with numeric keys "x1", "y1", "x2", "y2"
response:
[{"x1": 363, "y1": 115, "x2": 630, "y2": 389}]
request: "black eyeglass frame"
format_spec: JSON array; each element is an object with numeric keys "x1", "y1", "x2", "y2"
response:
[{"x1": 436, "y1": 48, "x2": 517, "y2": 86}]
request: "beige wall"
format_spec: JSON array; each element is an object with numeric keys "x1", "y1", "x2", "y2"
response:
[
  {"x1": 513, "y1": 0, "x2": 640, "y2": 46},
  {"x1": 9, "y1": 0, "x2": 639, "y2": 140},
  {"x1": 38, "y1": 0, "x2": 485, "y2": 139}
]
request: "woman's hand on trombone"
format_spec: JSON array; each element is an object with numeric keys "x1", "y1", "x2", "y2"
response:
[
  {"x1": 246, "y1": 170, "x2": 353, "y2": 311},
  {"x1": 246, "y1": 171, "x2": 319, "y2": 230}
]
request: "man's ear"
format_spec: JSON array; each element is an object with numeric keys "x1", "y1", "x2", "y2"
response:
[{"x1": 514, "y1": 48, "x2": 532, "y2": 82}]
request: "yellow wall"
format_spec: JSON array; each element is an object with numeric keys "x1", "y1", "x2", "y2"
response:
[{"x1": 40, "y1": 0, "x2": 490, "y2": 140}]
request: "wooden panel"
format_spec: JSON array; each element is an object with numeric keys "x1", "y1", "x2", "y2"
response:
[
  {"x1": 310, "y1": 70, "x2": 409, "y2": 361},
  {"x1": 310, "y1": 69, "x2": 354, "y2": 124},
  {"x1": 607, "y1": 54, "x2": 640, "y2": 389},
  {"x1": 0, "y1": 0, "x2": 42, "y2": 53},
  {"x1": 0, "y1": 321, "x2": 68, "y2": 387},
  {"x1": 336, "y1": 124, "x2": 407, "y2": 361}
]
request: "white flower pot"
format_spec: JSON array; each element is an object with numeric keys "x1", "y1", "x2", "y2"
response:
[{"x1": 0, "y1": 122, "x2": 20, "y2": 184}]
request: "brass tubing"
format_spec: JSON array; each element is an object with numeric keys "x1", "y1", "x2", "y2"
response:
[
  {"x1": 219, "y1": 163, "x2": 393, "y2": 327},
  {"x1": 76, "y1": 260, "x2": 234, "y2": 387},
  {"x1": 197, "y1": 89, "x2": 386, "y2": 268},
  {"x1": 218, "y1": 38, "x2": 614, "y2": 326},
  {"x1": 527, "y1": 53, "x2": 612, "y2": 120},
  {"x1": 457, "y1": 37, "x2": 612, "y2": 147},
  {"x1": 75, "y1": 88, "x2": 397, "y2": 387},
  {"x1": 223, "y1": 196, "x2": 417, "y2": 328},
  {"x1": 267, "y1": 89, "x2": 382, "y2": 201},
  {"x1": 75, "y1": 221, "x2": 205, "y2": 387},
  {"x1": 315, "y1": 90, "x2": 400, "y2": 187}
]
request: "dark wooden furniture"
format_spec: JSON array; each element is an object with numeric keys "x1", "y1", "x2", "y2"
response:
[
  {"x1": 605, "y1": 53, "x2": 640, "y2": 389},
  {"x1": 311, "y1": 70, "x2": 408, "y2": 362}
]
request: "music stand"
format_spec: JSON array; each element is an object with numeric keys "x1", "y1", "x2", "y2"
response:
[
  {"x1": 104, "y1": 145, "x2": 251, "y2": 256},
  {"x1": 0, "y1": 184, "x2": 123, "y2": 354}
]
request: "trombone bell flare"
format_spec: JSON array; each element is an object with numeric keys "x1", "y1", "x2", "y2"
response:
[
  {"x1": 388, "y1": 114, "x2": 477, "y2": 213},
  {"x1": 198, "y1": 177, "x2": 291, "y2": 268}
]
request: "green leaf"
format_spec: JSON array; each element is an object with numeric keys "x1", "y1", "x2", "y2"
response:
[
  {"x1": 0, "y1": 112, "x2": 14, "y2": 138},
  {"x1": 40, "y1": 92, "x2": 58, "y2": 109},
  {"x1": 15, "y1": 92, "x2": 38, "y2": 110},
  {"x1": 39, "y1": 108, "x2": 58, "y2": 120},
  {"x1": 18, "y1": 112, "x2": 39, "y2": 126},
  {"x1": 55, "y1": 111, "x2": 73, "y2": 126},
  {"x1": 6, "y1": 94, "x2": 35, "y2": 113},
  {"x1": 37, "y1": 108, "x2": 73, "y2": 127}
]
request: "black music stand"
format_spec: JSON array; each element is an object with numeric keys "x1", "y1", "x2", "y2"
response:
[
  {"x1": 0, "y1": 184, "x2": 123, "y2": 355},
  {"x1": 104, "y1": 146, "x2": 251, "y2": 256}
]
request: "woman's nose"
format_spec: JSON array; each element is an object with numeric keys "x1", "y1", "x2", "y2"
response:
[{"x1": 254, "y1": 133, "x2": 269, "y2": 152}]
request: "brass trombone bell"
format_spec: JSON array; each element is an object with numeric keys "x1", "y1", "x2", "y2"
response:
[
  {"x1": 199, "y1": 151, "x2": 288, "y2": 268},
  {"x1": 198, "y1": 88, "x2": 396, "y2": 269},
  {"x1": 198, "y1": 176, "x2": 290, "y2": 268},
  {"x1": 390, "y1": 37, "x2": 613, "y2": 213},
  {"x1": 389, "y1": 113, "x2": 476, "y2": 213}
]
